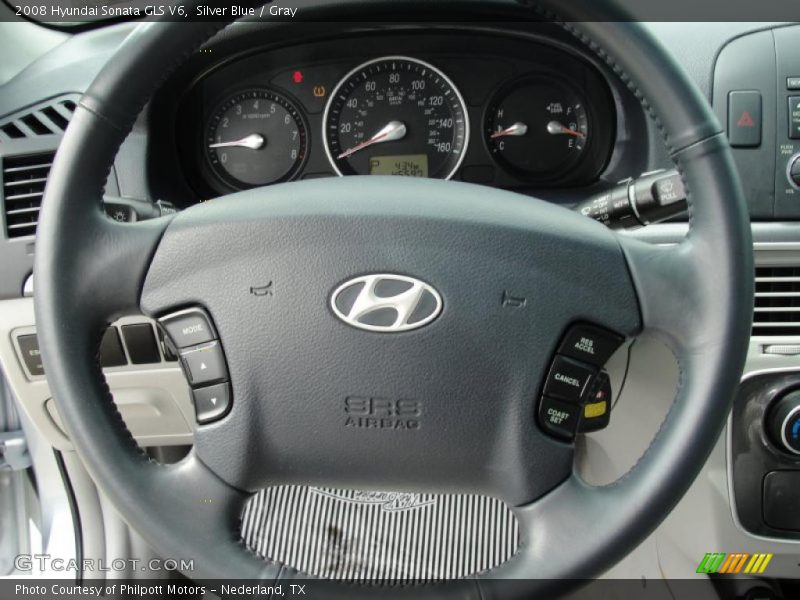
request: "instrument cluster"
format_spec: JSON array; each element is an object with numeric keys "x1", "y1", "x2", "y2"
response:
[{"x1": 174, "y1": 31, "x2": 617, "y2": 199}]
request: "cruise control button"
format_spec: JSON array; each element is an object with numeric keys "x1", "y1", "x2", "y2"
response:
[
  {"x1": 159, "y1": 308, "x2": 216, "y2": 349},
  {"x1": 539, "y1": 396, "x2": 580, "y2": 441},
  {"x1": 543, "y1": 356, "x2": 596, "y2": 402},
  {"x1": 193, "y1": 383, "x2": 231, "y2": 424},
  {"x1": 558, "y1": 323, "x2": 623, "y2": 366},
  {"x1": 180, "y1": 341, "x2": 228, "y2": 386}
]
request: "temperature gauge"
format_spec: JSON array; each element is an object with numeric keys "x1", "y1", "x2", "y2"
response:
[{"x1": 485, "y1": 78, "x2": 589, "y2": 179}]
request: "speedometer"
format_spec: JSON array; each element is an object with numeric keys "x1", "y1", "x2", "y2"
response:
[{"x1": 323, "y1": 56, "x2": 469, "y2": 179}]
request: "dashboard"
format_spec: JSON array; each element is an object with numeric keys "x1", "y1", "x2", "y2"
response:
[
  {"x1": 151, "y1": 26, "x2": 636, "y2": 205},
  {"x1": 5, "y1": 14, "x2": 800, "y2": 589}
]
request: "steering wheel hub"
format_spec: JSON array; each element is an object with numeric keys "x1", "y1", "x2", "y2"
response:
[{"x1": 139, "y1": 177, "x2": 640, "y2": 503}]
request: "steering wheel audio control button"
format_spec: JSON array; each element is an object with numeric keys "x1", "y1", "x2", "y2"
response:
[
  {"x1": 558, "y1": 323, "x2": 623, "y2": 367},
  {"x1": 539, "y1": 396, "x2": 581, "y2": 440},
  {"x1": 544, "y1": 356, "x2": 597, "y2": 402},
  {"x1": 192, "y1": 383, "x2": 231, "y2": 424},
  {"x1": 180, "y1": 341, "x2": 228, "y2": 386},
  {"x1": 159, "y1": 308, "x2": 217, "y2": 349}
]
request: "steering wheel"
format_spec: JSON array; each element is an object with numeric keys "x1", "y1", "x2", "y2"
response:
[{"x1": 34, "y1": 1, "x2": 753, "y2": 597}]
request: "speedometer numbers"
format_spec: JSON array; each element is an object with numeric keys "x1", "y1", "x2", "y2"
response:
[
  {"x1": 323, "y1": 56, "x2": 469, "y2": 179},
  {"x1": 206, "y1": 89, "x2": 307, "y2": 189},
  {"x1": 486, "y1": 78, "x2": 590, "y2": 179}
]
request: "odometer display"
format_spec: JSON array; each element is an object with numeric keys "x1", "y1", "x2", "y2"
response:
[
  {"x1": 369, "y1": 154, "x2": 428, "y2": 177},
  {"x1": 323, "y1": 56, "x2": 469, "y2": 179}
]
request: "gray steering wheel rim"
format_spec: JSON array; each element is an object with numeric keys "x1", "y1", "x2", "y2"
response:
[{"x1": 33, "y1": 2, "x2": 753, "y2": 597}]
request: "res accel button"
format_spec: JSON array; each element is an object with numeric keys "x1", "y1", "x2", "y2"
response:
[
  {"x1": 159, "y1": 308, "x2": 216, "y2": 349},
  {"x1": 558, "y1": 323, "x2": 624, "y2": 366},
  {"x1": 544, "y1": 356, "x2": 597, "y2": 402},
  {"x1": 539, "y1": 396, "x2": 581, "y2": 440},
  {"x1": 180, "y1": 341, "x2": 228, "y2": 386}
]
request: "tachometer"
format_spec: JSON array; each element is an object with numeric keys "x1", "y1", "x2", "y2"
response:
[
  {"x1": 206, "y1": 89, "x2": 307, "y2": 189},
  {"x1": 323, "y1": 56, "x2": 469, "y2": 179}
]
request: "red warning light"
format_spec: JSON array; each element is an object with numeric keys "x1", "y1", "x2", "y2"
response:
[{"x1": 292, "y1": 70, "x2": 304, "y2": 84}]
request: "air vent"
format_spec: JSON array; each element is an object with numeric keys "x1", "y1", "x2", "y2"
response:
[
  {"x1": 2, "y1": 152, "x2": 55, "y2": 239},
  {"x1": 0, "y1": 97, "x2": 77, "y2": 141},
  {"x1": 753, "y1": 266, "x2": 800, "y2": 336}
]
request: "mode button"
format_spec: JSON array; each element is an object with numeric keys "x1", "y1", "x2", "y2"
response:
[{"x1": 159, "y1": 308, "x2": 217, "y2": 349}]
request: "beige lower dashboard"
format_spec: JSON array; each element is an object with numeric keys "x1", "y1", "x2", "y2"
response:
[{"x1": 0, "y1": 298, "x2": 194, "y2": 451}]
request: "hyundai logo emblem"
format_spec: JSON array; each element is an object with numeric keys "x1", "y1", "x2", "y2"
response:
[{"x1": 330, "y1": 274, "x2": 443, "y2": 332}]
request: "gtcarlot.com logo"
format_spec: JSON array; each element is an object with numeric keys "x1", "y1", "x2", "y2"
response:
[
  {"x1": 14, "y1": 554, "x2": 194, "y2": 572},
  {"x1": 696, "y1": 552, "x2": 773, "y2": 575}
]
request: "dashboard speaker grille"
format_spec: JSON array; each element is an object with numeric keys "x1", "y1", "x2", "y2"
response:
[
  {"x1": 241, "y1": 486, "x2": 519, "y2": 583},
  {"x1": 2, "y1": 152, "x2": 55, "y2": 239},
  {"x1": 753, "y1": 266, "x2": 800, "y2": 336}
]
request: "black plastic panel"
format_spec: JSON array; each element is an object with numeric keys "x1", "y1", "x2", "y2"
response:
[
  {"x1": 98, "y1": 326, "x2": 127, "y2": 367},
  {"x1": 732, "y1": 371, "x2": 800, "y2": 539},
  {"x1": 762, "y1": 470, "x2": 800, "y2": 532},
  {"x1": 711, "y1": 23, "x2": 800, "y2": 220},
  {"x1": 712, "y1": 29, "x2": 776, "y2": 219},
  {"x1": 121, "y1": 323, "x2": 161, "y2": 364},
  {"x1": 773, "y1": 27, "x2": 800, "y2": 219},
  {"x1": 163, "y1": 26, "x2": 620, "y2": 203}
]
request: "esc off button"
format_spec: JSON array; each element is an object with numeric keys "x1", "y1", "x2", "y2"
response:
[{"x1": 543, "y1": 356, "x2": 597, "y2": 402}]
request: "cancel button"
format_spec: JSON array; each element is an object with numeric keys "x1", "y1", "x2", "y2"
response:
[{"x1": 544, "y1": 355, "x2": 597, "y2": 403}]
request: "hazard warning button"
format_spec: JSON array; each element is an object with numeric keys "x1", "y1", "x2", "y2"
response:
[{"x1": 727, "y1": 90, "x2": 761, "y2": 148}]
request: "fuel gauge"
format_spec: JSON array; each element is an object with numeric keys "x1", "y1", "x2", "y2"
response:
[{"x1": 485, "y1": 78, "x2": 589, "y2": 179}]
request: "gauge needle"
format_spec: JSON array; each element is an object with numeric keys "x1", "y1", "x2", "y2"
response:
[
  {"x1": 336, "y1": 121, "x2": 407, "y2": 159},
  {"x1": 208, "y1": 133, "x2": 265, "y2": 150},
  {"x1": 546, "y1": 120, "x2": 586, "y2": 139},
  {"x1": 490, "y1": 122, "x2": 528, "y2": 138}
]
